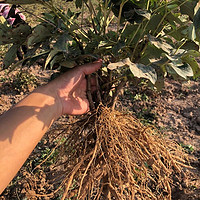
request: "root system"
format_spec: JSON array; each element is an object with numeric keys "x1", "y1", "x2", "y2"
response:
[{"x1": 50, "y1": 106, "x2": 188, "y2": 200}]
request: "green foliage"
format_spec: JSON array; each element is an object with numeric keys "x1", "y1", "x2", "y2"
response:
[
  {"x1": 180, "y1": 143, "x2": 194, "y2": 153},
  {"x1": 12, "y1": 71, "x2": 38, "y2": 93},
  {"x1": 0, "y1": 0, "x2": 200, "y2": 89},
  {"x1": 1, "y1": 0, "x2": 43, "y2": 4}
]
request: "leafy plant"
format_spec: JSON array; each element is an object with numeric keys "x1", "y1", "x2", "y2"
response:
[
  {"x1": 0, "y1": 0, "x2": 200, "y2": 89},
  {"x1": 12, "y1": 71, "x2": 38, "y2": 93},
  {"x1": 180, "y1": 143, "x2": 194, "y2": 153},
  {"x1": 0, "y1": 0, "x2": 199, "y2": 199}
]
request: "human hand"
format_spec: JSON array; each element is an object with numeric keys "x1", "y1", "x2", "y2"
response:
[{"x1": 48, "y1": 60, "x2": 102, "y2": 116}]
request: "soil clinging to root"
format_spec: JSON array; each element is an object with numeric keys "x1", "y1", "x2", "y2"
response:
[{"x1": 47, "y1": 106, "x2": 189, "y2": 200}]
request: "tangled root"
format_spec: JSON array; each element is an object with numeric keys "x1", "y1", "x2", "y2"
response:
[{"x1": 50, "y1": 106, "x2": 187, "y2": 200}]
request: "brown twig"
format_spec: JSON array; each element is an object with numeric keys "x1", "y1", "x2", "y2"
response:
[
  {"x1": 96, "y1": 73, "x2": 102, "y2": 104},
  {"x1": 111, "y1": 80, "x2": 126, "y2": 110},
  {"x1": 87, "y1": 75, "x2": 95, "y2": 110}
]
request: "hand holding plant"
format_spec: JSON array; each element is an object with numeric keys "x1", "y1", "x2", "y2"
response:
[{"x1": 49, "y1": 59, "x2": 102, "y2": 116}]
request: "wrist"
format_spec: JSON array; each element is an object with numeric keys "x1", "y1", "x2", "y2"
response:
[
  {"x1": 36, "y1": 83, "x2": 63, "y2": 120},
  {"x1": 15, "y1": 83, "x2": 63, "y2": 121}
]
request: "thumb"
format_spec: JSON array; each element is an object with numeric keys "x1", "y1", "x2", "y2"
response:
[{"x1": 79, "y1": 59, "x2": 102, "y2": 75}]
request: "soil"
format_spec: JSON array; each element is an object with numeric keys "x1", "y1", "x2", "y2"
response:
[{"x1": 0, "y1": 65, "x2": 199, "y2": 200}]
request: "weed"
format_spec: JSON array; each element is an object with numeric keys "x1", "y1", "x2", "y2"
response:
[
  {"x1": 12, "y1": 71, "x2": 38, "y2": 93},
  {"x1": 180, "y1": 143, "x2": 194, "y2": 154}
]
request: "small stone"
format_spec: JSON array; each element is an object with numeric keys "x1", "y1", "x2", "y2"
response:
[
  {"x1": 196, "y1": 116, "x2": 200, "y2": 125},
  {"x1": 183, "y1": 112, "x2": 193, "y2": 119},
  {"x1": 21, "y1": 188, "x2": 26, "y2": 193},
  {"x1": 195, "y1": 125, "x2": 200, "y2": 133}
]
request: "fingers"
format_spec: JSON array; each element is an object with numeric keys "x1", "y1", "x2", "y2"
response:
[{"x1": 79, "y1": 59, "x2": 102, "y2": 75}]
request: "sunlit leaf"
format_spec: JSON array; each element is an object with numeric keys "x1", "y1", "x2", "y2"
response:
[
  {"x1": 180, "y1": 1, "x2": 197, "y2": 20},
  {"x1": 107, "y1": 60, "x2": 125, "y2": 70},
  {"x1": 108, "y1": 58, "x2": 157, "y2": 84},
  {"x1": 181, "y1": 54, "x2": 200, "y2": 78},
  {"x1": 45, "y1": 49, "x2": 61, "y2": 69},
  {"x1": 0, "y1": 16, "x2": 10, "y2": 32},
  {"x1": 134, "y1": 9, "x2": 151, "y2": 20},
  {"x1": 148, "y1": 35, "x2": 174, "y2": 54},
  {"x1": 129, "y1": 62, "x2": 157, "y2": 85},
  {"x1": 167, "y1": 62, "x2": 193, "y2": 79}
]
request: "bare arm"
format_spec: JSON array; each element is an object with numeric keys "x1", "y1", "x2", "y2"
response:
[{"x1": 0, "y1": 60, "x2": 102, "y2": 194}]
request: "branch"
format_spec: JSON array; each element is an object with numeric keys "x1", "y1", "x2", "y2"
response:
[
  {"x1": 111, "y1": 81, "x2": 126, "y2": 110},
  {"x1": 95, "y1": 73, "x2": 102, "y2": 104},
  {"x1": 87, "y1": 75, "x2": 95, "y2": 111}
]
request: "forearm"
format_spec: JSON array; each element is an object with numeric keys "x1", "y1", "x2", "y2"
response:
[
  {"x1": 0, "y1": 84, "x2": 60, "y2": 194},
  {"x1": 0, "y1": 60, "x2": 101, "y2": 194}
]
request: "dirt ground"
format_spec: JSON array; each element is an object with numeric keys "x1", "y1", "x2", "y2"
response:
[
  {"x1": 0, "y1": 65, "x2": 199, "y2": 200},
  {"x1": 122, "y1": 78, "x2": 200, "y2": 200}
]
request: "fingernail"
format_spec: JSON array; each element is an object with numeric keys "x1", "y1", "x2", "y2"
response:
[{"x1": 94, "y1": 59, "x2": 102, "y2": 63}]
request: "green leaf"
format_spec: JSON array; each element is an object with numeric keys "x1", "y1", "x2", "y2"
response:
[
  {"x1": 27, "y1": 24, "x2": 52, "y2": 47},
  {"x1": 180, "y1": 1, "x2": 197, "y2": 20},
  {"x1": 1, "y1": 0, "x2": 42, "y2": 4},
  {"x1": 108, "y1": 58, "x2": 157, "y2": 84},
  {"x1": 167, "y1": 62, "x2": 193, "y2": 79},
  {"x1": 45, "y1": 49, "x2": 61, "y2": 69},
  {"x1": 26, "y1": 50, "x2": 50, "y2": 67},
  {"x1": 54, "y1": 33, "x2": 73, "y2": 52},
  {"x1": 148, "y1": 35, "x2": 174, "y2": 54},
  {"x1": 50, "y1": 54, "x2": 63, "y2": 70},
  {"x1": 141, "y1": 43, "x2": 163, "y2": 63},
  {"x1": 0, "y1": 23, "x2": 31, "y2": 45},
  {"x1": 49, "y1": 54, "x2": 76, "y2": 70},
  {"x1": 181, "y1": 54, "x2": 200, "y2": 78},
  {"x1": 194, "y1": 8, "x2": 200, "y2": 30},
  {"x1": 184, "y1": 50, "x2": 200, "y2": 57},
  {"x1": 167, "y1": 4, "x2": 178, "y2": 10},
  {"x1": 134, "y1": 9, "x2": 151, "y2": 20},
  {"x1": 146, "y1": 14, "x2": 163, "y2": 32},
  {"x1": 107, "y1": 60, "x2": 126, "y2": 70},
  {"x1": 166, "y1": 12, "x2": 183, "y2": 25},
  {"x1": 0, "y1": 16, "x2": 10, "y2": 32},
  {"x1": 42, "y1": 12, "x2": 57, "y2": 24},
  {"x1": 60, "y1": 60, "x2": 77, "y2": 68},
  {"x1": 3, "y1": 44, "x2": 19, "y2": 69},
  {"x1": 122, "y1": 24, "x2": 141, "y2": 43},
  {"x1": 75, "y1": 0, "x2": 83, "y2": 8},
  {"x1": 181, "y1": 41, "x2": 199, "y2": 51},
  {"x1": 166, "y1": 25, "x2": 189, "y2": 41}
]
